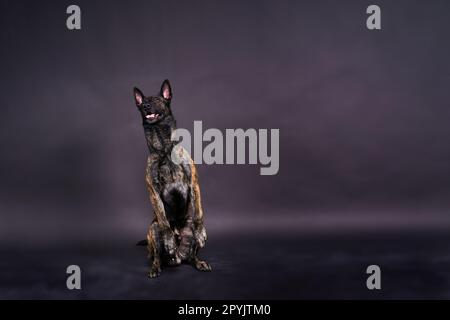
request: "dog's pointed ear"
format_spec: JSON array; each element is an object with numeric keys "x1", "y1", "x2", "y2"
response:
[
  {"x1": 159, "y1": 79, "x2": 172, "y2": 101},
  {"x1": 133, "y1": 87, "x2": 144, "y2": 106}
]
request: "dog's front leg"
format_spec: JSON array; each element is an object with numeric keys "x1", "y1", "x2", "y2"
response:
[
  {"x1": 147, "y1": 221, "x2": 162, "y2": 278},
  {"x1": 145, "y1": 166, "x2": 178, "y2": 275},
  {"x1": 188, "y1": 161, "x2": 211, "y2": 272},
  {"x1": 189, "y1": 161, "x2": 208, "y2": 249}
]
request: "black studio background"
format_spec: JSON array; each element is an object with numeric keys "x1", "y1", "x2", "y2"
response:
[{"x1": 1, "y1": 0, "x2": 450, "y2": 299}]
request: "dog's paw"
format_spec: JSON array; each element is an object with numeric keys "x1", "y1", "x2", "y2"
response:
[
  {"x1": 194, "y1": 259, "x2": 212, "y2": 272},
  {"x1": 148, "y1": 266, "x2": 161, "y2": 278}
]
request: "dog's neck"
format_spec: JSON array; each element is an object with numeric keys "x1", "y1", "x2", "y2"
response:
[{"x1": 143, "y1": 121, "x2": 176, "y2": 158}]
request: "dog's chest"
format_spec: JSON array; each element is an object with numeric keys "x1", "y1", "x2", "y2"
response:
[{"x1": 157, "y1": 160, "x2": 189, "y2": 186}]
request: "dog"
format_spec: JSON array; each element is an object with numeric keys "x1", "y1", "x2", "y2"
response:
[{"x1": 133, "y1": 79, "x2": 211, "y2": 278}]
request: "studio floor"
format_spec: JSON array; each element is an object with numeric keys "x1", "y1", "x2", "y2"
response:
[{"x1": 1, "y1": 231, "x2": 449, "y2": 299}]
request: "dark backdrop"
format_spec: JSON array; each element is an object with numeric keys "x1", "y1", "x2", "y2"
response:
[{"x1": 1, "y1": 0, "x2": 450, "y2": 299}]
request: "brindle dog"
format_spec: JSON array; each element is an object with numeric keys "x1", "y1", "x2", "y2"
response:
[{"x1": 133, "y1": 80, "x2": 211, "y2": 278}]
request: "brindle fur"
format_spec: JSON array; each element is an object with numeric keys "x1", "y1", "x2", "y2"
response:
[{"x1": 133, "y1": 80, "x2": 211, "y2": 278}]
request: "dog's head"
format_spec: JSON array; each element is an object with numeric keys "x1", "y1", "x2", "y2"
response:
[{"x1": 133, "y1": 79, "x2": 173, "y2": 127}]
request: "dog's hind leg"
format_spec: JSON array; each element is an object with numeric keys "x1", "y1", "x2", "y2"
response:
[{"x1": 147, "y1": 221, "x2": 162, "y2": 278}]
